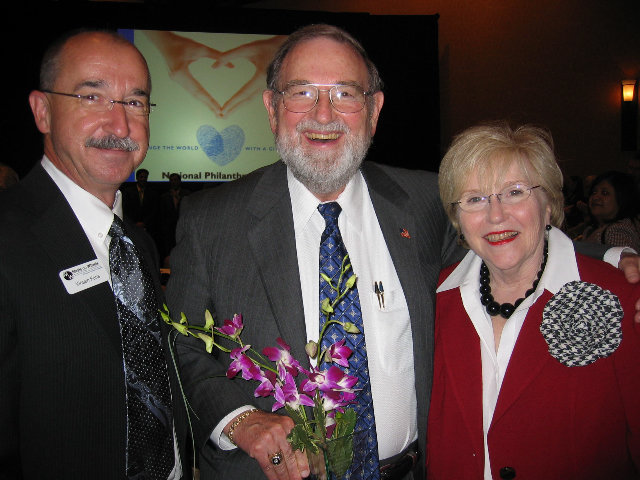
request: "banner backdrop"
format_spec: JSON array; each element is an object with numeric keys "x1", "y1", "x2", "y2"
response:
[{"x1": 124, "y1": 30, "x2": 284, "y2": 182}]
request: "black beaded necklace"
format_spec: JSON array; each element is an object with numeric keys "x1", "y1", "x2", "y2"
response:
[{"x1": 479, "y1": 240, "x2": 548, "y2": 319}]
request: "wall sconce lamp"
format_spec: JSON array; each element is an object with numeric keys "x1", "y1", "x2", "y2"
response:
[
  {"x1": 622, "y1": 80, "x2": 637, "y2": 102},
  {"x1": 621, "y1": 79, "x2": 638, "y2": 151}
]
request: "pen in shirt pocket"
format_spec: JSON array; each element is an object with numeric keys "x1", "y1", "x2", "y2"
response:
[{"x1": 374, "y1": 281, "x2": 385, "y2": 309}]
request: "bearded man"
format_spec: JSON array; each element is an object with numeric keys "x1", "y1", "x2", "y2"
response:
[{"x1": 165, "y1": 23, "x2": 455, "y2": 480}]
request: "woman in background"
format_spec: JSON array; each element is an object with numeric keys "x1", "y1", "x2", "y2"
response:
[
  {"x1": 426, "y1": 123, "x2": 640, "y2": 479},
  {"x1": 576, "y1": 170, "x2": 640, "y2": 252}
]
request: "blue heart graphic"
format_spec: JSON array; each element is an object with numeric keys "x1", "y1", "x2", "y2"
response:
[{"x1": 196, "y1": 125, "x2": 245, "y2": 166}]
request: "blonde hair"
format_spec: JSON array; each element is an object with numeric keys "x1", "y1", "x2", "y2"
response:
[{"x1": 439, "y1": 122, "x2": 564, "y2": 233}]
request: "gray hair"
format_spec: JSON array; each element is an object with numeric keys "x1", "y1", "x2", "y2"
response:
[{"x1": 266, "y1": 24, "x2": 383, "y2": 112}]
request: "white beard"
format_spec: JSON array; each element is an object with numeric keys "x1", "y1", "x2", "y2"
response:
[{"x1": 275, "y1": 118, "x2": 372, "y2": 197}]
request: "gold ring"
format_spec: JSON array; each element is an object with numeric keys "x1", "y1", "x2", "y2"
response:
[{"x1": 270, "y1": 452, "x2": 283, "y2": 466}]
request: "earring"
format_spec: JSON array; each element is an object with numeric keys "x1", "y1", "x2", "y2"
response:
[
  {"x1": 459, "y1": 233, "x2": 465, "y2": 241},
  {"x1": 545, "y1": 224, "x2": 552, "y2": 231}
]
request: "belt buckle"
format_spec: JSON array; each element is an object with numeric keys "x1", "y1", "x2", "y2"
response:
[{"x1": 379, "y1": 449, "x2": 418, "y2": 480}]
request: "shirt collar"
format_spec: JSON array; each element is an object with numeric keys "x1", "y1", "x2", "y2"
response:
[
  {"x1": 41, "y1": 156, "x2": 123, "y2": 240},
  {"x1": 437, "y1": 227, "x2": 580, "y2": 294},
  {"x1": 287, "y1": 168, "x2": 364, "y2": 234}
]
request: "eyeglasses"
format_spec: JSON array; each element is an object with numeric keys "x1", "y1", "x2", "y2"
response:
[
  {"x1": 42, "y1": 90, "x2": 155, "y2": 116},
  {"x1": 453, "y1": 184, "x2": 541, "y2": 212},
  {"x1": 277, "y1": 83, "x2": 370, "y2": 113}
]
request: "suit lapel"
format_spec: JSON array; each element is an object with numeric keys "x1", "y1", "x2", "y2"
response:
[
  {"x1": 246, "y1": 163, "x2": 308, "y2": 363},
  {"x1": 25, "y1": 165, "x2": 121, "y2": 352},
  {"x1": 361, "y1": 162, "x2": 430, "y2": 337},
  {"x1": 491, "y1": 290, "x2": 554, "y2": 425},
  {"x1": 361, "y1": 163, "x2": 432, "y2": 383}
]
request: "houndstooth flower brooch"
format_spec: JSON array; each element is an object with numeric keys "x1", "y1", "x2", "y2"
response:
[{"x1": 540, "y1": 280, "x2": 623, "y2": 367}]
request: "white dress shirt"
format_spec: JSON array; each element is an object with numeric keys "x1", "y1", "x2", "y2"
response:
[
  {"x1": 437, "y1": 227, "x2": 583, "y2": 480},
  {"x1": 41, "y1": 156, "x2": 182, "y2": 480},
  {"x1": 289, "y1": 169, "x2": 417, "y2": 460}
]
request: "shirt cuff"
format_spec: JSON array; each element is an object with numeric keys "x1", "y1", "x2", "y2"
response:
[
  {"x1": 603, "y1": 246, "x2": 637, "y2": 267},
  {"x1": 211, "y1": 405, "x2": 257, "y2": 450}
]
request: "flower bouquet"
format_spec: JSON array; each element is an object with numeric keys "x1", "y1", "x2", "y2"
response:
[{"x1": 161, "y1": 255, "x2": 361, "y2": 479}]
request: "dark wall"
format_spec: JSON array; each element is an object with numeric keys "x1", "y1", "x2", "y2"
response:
[{"x1": 5, "y1": 2, "x2": 439, "y2": 179}]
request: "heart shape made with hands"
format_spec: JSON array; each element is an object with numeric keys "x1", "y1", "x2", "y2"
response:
[
  {"x1": 197, "y1": 125, "x2": 245, "y2": 166},
  {"x1": 189, "y1": 56, "x2": 256, "y2": 115}
]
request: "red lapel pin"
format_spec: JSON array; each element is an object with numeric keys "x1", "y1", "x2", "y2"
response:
[{"x1": 400, "y1": 228, "x2": 411, "y2": 239}]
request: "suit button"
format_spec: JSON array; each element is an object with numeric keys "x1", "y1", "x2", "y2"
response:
[{"x1": 500, "y1": 466, "x2": 516, "y2": 479}]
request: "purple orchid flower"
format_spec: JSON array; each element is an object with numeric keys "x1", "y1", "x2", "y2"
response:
[
  {"x1": 325, "y1": 411, "x2": 337, "y2": 438},
  {"x1": 321, "y1": 390, "x2": 357, "y2": 411},
  {"x1": 215, "y1": 313, "x2": 244, "y2": 338},
  {"x1": 272, "y1": 371, "x2": 314, "y2": 411},
  {"x1": 254, "y1": 370, "x2": 277, "y2": 398},
  {"x1": 324, "y1": 339, "x2": 352, "y2": 368},
  {"x1": 227, "y1": 345, "x2": 263, "y2": 381},
  {"x1": 302, "y1": 365, "x2": 358, "y2": 395},
  {"x1": 263, "y1": 338, "x2": 303, "y2": 378}
]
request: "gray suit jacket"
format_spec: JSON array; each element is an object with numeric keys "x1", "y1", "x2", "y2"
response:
[
  {"x1": 0, "y1": 164, "x2": 189, "y2": 479},
  {"x1": 165, "y1": 160, "x2": 461, "y2": 480}
]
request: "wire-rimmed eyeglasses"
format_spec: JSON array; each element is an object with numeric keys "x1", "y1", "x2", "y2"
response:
[
  {"x1": 276, "y1": 83, "x2": 370, "y2": 114},
  {"x1": 42, "y1": 90, "x2": 155, "y2": 116},
  {"x1": 452, "y1": 184, "x2": 541, "y2": 212}
]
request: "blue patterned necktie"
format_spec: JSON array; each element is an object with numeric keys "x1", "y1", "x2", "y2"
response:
[
  {"x1": 318, "y1": 202, "x2": 380, "y2": 480},
  {"x1": 109, "y1": 215, "x2": 174, "y2": 479}
]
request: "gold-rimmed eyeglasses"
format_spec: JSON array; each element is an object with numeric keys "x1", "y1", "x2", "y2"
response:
[
  {"x1": 42, "y1": 90, "x2": 155, "y2": 116},
  {"x1": 276, "y1": 83, "x2": 370, "y2": 114}
]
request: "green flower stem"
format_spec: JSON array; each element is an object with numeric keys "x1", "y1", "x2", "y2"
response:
[
  {"x1": 316, "y1": 319, "x2": 343, "y2": 364},
  {"x1": 315, "y1": 255, "x2": 357, "y2": 365},
  {"x1": 161, "y1": 307, "x2": 278, "y2": 374}
]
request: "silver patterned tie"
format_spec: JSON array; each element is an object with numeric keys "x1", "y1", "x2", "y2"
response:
[{"x1": 108, "y1": 214, "x2": 174, "y2": 479}]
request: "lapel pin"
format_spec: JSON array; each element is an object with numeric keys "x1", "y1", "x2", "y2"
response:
[{"x1": 400, "y1": 228, "x2": 411, "y2": 239}]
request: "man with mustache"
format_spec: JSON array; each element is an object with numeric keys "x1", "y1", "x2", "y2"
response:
[{"x1": 0, "y1": 30, "x2": 188, "y2": 479}]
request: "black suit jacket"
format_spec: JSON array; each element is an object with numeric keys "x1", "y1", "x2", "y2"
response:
[
  {"x1": 165, "y1": 160, "x2": 462, "y2": 480},
  {"x1": 0, "y1": 165, "x2": 189, "y2": 479}
]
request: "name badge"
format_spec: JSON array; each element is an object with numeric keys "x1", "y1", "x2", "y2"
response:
[{"x1": 59, "y1": 259, "x2": 108, "y2": 294}]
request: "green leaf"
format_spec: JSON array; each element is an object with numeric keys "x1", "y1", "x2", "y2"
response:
[
  {"x1": 342, "y1": 322, "x2": 361, "y2": 334},
  {"x1": 179, "y1": 312, "x2": 188, "y2": 325},
  {"x1": 327, "y1": 409, "x2": 356, "y2": 477},
  {"x1": 326, "y1": 432, "x2": 353, "y2": 478},
  {"x1": 333, "y1": 409, "x2": 356, "y2": 439},
  {"x1": 285, "y1": 405, "x2": 305, "y2": 426},
  {"x1": 196, "y1": 333, "x2": 214, "y2": 353},
  {"x1": 320, "y1": 298, "x2": 334, "y2": 315},
  {"x1": 204, "y1": 309, "x2": 215, "y2": 330},
  {"x1": 323, "y1": 348, "x2": 332, "y2": 363},
  {"x1": 159, "y1": 305, "x2": 172, "y2": 325},
  {"x1": 305, "y1": 340, "x2": 318, "y2": 358},
  {"x1": 344, "y1": 274, "x2": 357, "y2": 290},
  {"x1": 171, "y1": 321, "x2": 189, "y2": 335},
  {"x1": 288, "y1": 424, "x2": 318, "y2": 454},
  {"x1": 313, "y1": 396, "x2": 327, "y2": 441},
  {"x1": 320, "y1": 273, "x2": 333, "y2": 285}
]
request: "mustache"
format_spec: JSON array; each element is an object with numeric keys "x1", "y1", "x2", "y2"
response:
[
  {"x1": 295, "y1": 119, "x2": 350, "y2": 134},
  {"x1": 85, "y1": 135, "x2": 140, "y2": 152}
]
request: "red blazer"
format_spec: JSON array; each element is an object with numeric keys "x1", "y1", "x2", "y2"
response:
[{"x1": 426, "y1": 254, "x2": 640, "y2": 479}]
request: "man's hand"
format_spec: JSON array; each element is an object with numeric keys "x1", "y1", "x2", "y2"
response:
[
  {"x1": 225, "y1": 410, "x2": 310, "y2": 480},
  {"x1": 618, "y1": 252, "x2": 640, "y2": 322}
]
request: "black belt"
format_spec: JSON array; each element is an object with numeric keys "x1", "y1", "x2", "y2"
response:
[{"x1": 379, "y1": 441, "x2": 419, "y2": 480}]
